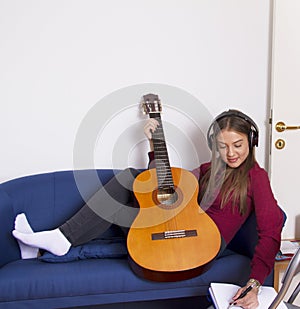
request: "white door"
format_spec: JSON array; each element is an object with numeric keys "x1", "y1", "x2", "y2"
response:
[{"x1": 269, "y1": 0, "x2": 300, "y2": 240}]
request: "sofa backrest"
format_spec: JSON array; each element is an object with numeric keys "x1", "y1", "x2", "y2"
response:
[{"x1": 0, "y1": 169, "x2": 120, "y2": 267}]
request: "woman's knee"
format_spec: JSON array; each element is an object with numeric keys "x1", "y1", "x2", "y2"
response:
[
  {"x1": 123, "y1": 167, "x2": 140, "y2": 178},
  {"x1": 111, "y1": 168, "x2": 140, "y2": 193}
]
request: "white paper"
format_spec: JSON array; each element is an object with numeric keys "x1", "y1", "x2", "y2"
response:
[
  {"x1": 280, "y1": 241, "x2": 300, "y2": 255},
  {"x1": 209, "y1": 283, "x2": 287, "y2": 309}
]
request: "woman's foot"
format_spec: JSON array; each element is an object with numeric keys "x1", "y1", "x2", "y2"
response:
[
  {"x1": 13, "y1": 214, "x2": 71, "y2": 256},
  {"x1": 14, "y1": 213, "x2": 39, "y2": 259}
]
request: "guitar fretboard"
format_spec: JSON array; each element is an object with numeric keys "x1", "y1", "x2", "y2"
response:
[{"x1": 150, "y1": 113, "x2": 175, "y2": 194}]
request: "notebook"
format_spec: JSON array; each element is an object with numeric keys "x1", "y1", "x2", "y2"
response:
[{"x1": 209, "y1": 282, "x2": 287, "y2": 309}]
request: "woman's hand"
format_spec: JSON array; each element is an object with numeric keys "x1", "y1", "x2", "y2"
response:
[
  {"x1": 144, "y1": 118, "x2": 159, "y2": 140},
  {"x1": 230, "y1": 285, "x2": 259, "y2": 309}
]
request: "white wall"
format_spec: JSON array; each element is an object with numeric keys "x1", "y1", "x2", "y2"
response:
[{"x1": 0, "y1": 0, "x2": 271, "y2": 182}]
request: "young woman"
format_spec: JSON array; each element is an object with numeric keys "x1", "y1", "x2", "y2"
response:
[{"x1": 13, "y1": 110, "x2": 284, "y2": 309}]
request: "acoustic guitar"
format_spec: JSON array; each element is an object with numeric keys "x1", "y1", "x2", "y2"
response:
[{"x1": 127, "y1": 94, "x2": 221, "y2": 282}]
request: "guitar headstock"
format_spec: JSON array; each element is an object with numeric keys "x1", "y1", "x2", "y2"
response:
[{"x1": 141, "y1": 93, "x2": 162, "y2": 115}]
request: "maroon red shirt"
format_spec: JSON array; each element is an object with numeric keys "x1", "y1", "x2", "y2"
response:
[{"x1": 193, "y1": 162, "x2": 283, "y2": 284}]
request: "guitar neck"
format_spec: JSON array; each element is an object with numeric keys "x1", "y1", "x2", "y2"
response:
[{"x1": 149, "y1": 113, "x2": 174, "y2": 192}]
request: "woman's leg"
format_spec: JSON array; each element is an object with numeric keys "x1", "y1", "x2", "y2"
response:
[
  {"x1": 59, "y1": 168, "x2": 140, "y2": 246},
  {"x1": 12, "y1": 168, "x2": 140, "y2": 256}
]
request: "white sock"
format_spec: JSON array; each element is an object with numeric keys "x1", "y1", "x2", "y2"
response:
[
  {"x1": 14, "y1": 213, "x2": 39, "y2": 259},
  {"x1": 12, "y1": 219, "x2": 71, "y2": 256}
]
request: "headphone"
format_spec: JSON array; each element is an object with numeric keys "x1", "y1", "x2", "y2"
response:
[{"x1": 207, "y1": 109, "x2": 259, "y2": 150}]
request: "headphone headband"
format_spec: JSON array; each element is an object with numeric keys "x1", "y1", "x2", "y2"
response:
[{"x1": 207, "y1": 109, "x2": 259, "y2": 149}]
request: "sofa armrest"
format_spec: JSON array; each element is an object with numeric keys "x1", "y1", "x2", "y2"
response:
[{"x1": 0, "y1": 188, "x2": 20, "y2": 267}]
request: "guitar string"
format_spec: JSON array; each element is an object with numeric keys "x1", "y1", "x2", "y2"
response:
[{"x1": 153, "y1": 117, "x2": 178, "y2": 234}]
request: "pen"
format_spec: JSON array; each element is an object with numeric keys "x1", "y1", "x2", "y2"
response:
[{"x1": 228, "y1": 284, "x2": 254, "y2": 308}]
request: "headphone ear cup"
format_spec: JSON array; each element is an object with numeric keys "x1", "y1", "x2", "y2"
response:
[
  {"x1": 207, "y1": 122, "x2": 214, "y2": 150},
  {"x1": 249, "y1": 129, "x2": 258, "y2": 148},
  {"x1": 253, "y1": 131, "x2": 258, "y2": 147},
  {"x1": 208, "y1": 134, "x2": 213, "y2": 150},
  {"x1": 249, "y1": 131, "x2": 254, "y2": 148}
]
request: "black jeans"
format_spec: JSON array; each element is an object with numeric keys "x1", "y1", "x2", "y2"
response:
[{"x1": 59, "y1": 168, "x2": 140, "y2": 246}]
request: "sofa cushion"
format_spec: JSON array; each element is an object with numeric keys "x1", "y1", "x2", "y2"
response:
[
  {"x1": 39, "y1": 237, "x2": 128, "y2": 262},
  {"x1": 38, "y1": 224, "x2": 128, "y2": 262},
  {"x1": 0, "y1": 252, "x2": 251, "y2": 304}
]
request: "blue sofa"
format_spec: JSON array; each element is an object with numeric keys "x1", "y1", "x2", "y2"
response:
[{"x1": 0, "y1": 169, "x2": 274, "y2": 309}]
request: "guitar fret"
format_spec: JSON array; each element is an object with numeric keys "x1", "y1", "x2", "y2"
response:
[
  {"x1": 156, "y1": 167, "x2": 171, "y2": 171},
  {"x1": 160, "y1": 178, "x2": 173, "y2": 184},
  {"x1": 157, "y1": 173, "x2": 171, "y2": 177},
  {"x1": 157, "y1": 173, "x2": 172, "y2": 177},
  {"x1": 156, "y1": 167, "x2": 172, "y2": 172},
  {"x1": 157, "y1": 177, "x2": 173, "y2": 181},
  {"x1": 147, "y1": 108, "x2": 174, "y2": 189}
]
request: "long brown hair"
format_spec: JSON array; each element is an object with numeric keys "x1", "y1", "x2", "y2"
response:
[{"x1": 199, "y1": 114, "x2": 256, "y2": 215}]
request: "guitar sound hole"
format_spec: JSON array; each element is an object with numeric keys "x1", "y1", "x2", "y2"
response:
[{"x1": 157, "y1": 189, "x2": 178, "y2": 205}]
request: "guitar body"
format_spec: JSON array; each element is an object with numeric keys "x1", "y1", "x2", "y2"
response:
[
  {"x1": 127, "y1": 167, "x2": 221, "y2": 282},
  {"x1": 127, "y1": 93, "x2": 221, "y2": 281}
]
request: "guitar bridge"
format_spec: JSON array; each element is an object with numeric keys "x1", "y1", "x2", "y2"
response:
[{"x1": 151, "y1": 229, "x2": 197, "y2": 240}]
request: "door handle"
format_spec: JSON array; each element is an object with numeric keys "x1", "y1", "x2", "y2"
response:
[{"x1": 275, "y1": 121, "x2": 300, "y2": 132}]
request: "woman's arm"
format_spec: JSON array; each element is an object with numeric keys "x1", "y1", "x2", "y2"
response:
[{"x1": 249, "y1": 164, "x2": 284, "y2": 284}]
